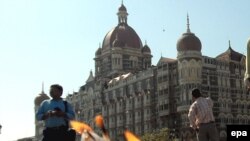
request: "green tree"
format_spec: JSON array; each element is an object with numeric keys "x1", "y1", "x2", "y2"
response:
[
  {"x1": 141, "y1": 128, "x2": 171, "y2": 141},
  {"x1": 141, "y1": 128, "x2": 181, "y2": 141}
]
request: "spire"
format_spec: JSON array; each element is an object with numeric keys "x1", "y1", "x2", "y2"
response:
[
  {"x1": 229, "y1": 40, "x2": 231, "y2": 49},
  {"x1": 122, "y1": 0, "x2": 123, "y2": 5},
  {"x1": 86, "y1": 70, "x2": 94, "y2": 83},
  {"x1": 145, "y1": 40, "x2": 147, "y2": 45},
  {"x1": 90, "y1": 69, "x2": 93, "y2": 75},
  {"x1": 187, "y1": 13, "x2": 191, "y2": 33},
  {"x1": 99, "y1": 42, "x2": 101, "y2": 48},
  {"x1": 41, "y1": 82, "x2": 44, "y2": 94}
]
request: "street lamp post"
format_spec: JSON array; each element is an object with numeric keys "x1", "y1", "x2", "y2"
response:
[
  {"x1": 77, "y1": 110, "x2": 81, "y2": 120},
  {"x1": 0, "y1": 124, "x2": 2, "y2": 134}
]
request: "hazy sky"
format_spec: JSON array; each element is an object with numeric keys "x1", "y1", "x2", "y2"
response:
[{"x1": 0, "y1": 0, "x2": 250, "y2": 140}]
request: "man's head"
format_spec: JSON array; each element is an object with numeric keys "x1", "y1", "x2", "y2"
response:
[
  {"x1": 191, "y1": 88, "x2": 201, "y2": 100},
  {"x1": 50, "y1": 84, "x2": 63, "y2": 99}
]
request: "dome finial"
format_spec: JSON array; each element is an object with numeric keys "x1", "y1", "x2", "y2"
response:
[
  {"x1": 229, "y1": 40, "x2": 231, "y2": 48},
  {"x1": 90, "y1": 69, "x2": 93, "y2": 76},
  {"x1": 117, "y1": 1, "x2": 128, "y2": 24},
  {"x1": 145, "y1": 40, "x2": 147, "y2": 45},
  {"x1": 187, "y1": 13, "x2": 191, "y2": 33}
]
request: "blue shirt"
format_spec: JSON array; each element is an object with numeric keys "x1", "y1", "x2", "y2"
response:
[{"x1": 36, "y1": 99, "x2": 75, "y2": 128}]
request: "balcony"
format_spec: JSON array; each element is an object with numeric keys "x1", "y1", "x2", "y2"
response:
[
  {"x1": 135, "y1": 117, "x2": 141, "y2": 123},
  {"x1": 108, "y1": 108, "x2": 115, "y2": 115},
  {"x1": 135, "y1": 103, "x2": 142, "y2": 109},
  {"x1": 116, "y1": 107, "x2": 124, "y2": 114},
  {"x1": 125, "y1": 119, "x2": 133, "y2": 125},
  {"x1": 144, "y1": 115, "x2": 151, "y2": 121},
  {"x1": 143, "y1": 100, "x2": 151, "y2": 106},
  {"x1": 159, "y1": 109, "x2": 169, "y2": 116},
  {"x1": 177, "y1": 105, "x2": 190, "y2": 112},
  {"x1": 117, "y1": 120, "x2": 124, "y2": 127},
  {"x1": 125, "y1": 105, "x2": 132, "y2": 111},
  {"x1": 109, "y1": 122, "x2": 115, "y2": 128}
]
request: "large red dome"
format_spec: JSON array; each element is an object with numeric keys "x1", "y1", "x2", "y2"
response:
[{"x1": 102, "y1": 23, "x2": 142, "y2": 50}]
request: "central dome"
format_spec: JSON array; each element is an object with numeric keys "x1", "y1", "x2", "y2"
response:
[
  {"x1": 102, "y1": 24, "x2": 142, "y2": 49},
  {"x1": 102, "y1": 3, "x2": 142, "y2": 50}
]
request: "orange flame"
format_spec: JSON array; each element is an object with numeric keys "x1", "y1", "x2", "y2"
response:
[
  {"x1": 70, "y1": 120, "x2": 93, "y2": 134},
  {"x1": 95, "y1": 115, "x2": 110, "y2": 141},
  {"x1": 71, "y1": 118, "x2": 140, "y2": 141},
  {"x1": 124, "y1": 130, "x2": 140, "y2": 141},
  {"x1": 95, "y1": 115, "x2": 104, "y2": 128}
]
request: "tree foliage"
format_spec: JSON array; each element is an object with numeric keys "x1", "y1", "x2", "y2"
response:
[{"x1": 141, "y1": 128, "x2": 171, "y2": 141}]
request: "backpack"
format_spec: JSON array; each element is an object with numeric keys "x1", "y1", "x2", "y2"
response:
[{"x1": 63, "y1": 101, "x2": 76, "y2": 141}]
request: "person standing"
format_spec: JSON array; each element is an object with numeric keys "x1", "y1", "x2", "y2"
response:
[
  {"x1": 36, "y1": 84, "x2": 75, "y2": 141},
  {"x1": 188, "y1": 88, "x2": 219, "y2": 141}
]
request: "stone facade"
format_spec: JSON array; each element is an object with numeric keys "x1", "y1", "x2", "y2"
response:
[{"x1": 65, "y1": 3, "x2": 249, "y2": 141}]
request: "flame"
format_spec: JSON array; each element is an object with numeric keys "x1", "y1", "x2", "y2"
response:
[
  {"x1": 95, "y1": 115, "x2": 110, "y2": 141},
  {"x1": 124, "y1": 130, "x2": 140, "y2": 141},
  {"x1": 70, "y1": 118, "x2": 140, "y2": 141},
  {"x1": 95, "y1": 115, "x2": 104, "y2": 128},
  {"x1": 70, "y1": 120, "x2": 93, "y2": 134}
]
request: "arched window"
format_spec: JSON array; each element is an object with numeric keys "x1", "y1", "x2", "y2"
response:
[
  {"x1": 227, "y1": 114, "x2": 233, "y2": 124},
  {"x1": 218, "y1": 113, "x2": 226, "y2": 123}
]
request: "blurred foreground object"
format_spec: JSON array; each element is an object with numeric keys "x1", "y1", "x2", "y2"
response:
[
  {"x1": 70, "y1": 120, "x2": 93, "y2": 134},
  {"x1": 70, "y1": 119, "x2": 141, "y2": 141},
  {"x1": 124, "y1": 130, "x2": 140, "y2": 141},
  {"x1": 70, "y1": 120, "x2": 104, "y2": 141},
  {"x1": 95, "y1": 115, "x2": 110, "y2": 141},
  {"x1": 244, "y1": 38, "x2": 250, "y2": 89}
]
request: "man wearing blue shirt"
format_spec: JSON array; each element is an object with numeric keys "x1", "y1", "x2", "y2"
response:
[{"x1": 36, "y1": 84, "x2": 75, "y2": 141}]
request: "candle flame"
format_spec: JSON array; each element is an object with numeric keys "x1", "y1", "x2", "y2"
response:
[
  {"x1": 95, "y1": 115, "x2": 104, "y2": 128},
  {"x1": 71, "y1": 119, "x2": 141, "y2": 141},
  {"x1": 124, "y1": 130, "x2": 140, "y2": 141},
  {"x1": 95, "y1": 115, "x2": 110, "y2": 141},
  {"x1": 70, "y1": 120, "x2": 93, "y2": 134}
]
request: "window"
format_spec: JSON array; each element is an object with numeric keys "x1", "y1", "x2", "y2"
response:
[
  {"x1": 230, "y1": 79, "x2": 236, "y2": 88},
  {"x1": 118, "y1": 58, "x2": 120, "y2": 65}
]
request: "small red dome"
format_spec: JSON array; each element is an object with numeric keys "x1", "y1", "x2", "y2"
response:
[
  {"x1": 216, "y1": 46, "x2": 244, "y2": 61},
  {"x1": 142, "y1": 44, "x2": 151, "y2": 53},
  {"x1": 34, "y1": 93, "x2": 50, "y2": 105},
  {"x1": 95, "y1": 48, "x2": 102, "y2": 56}
]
